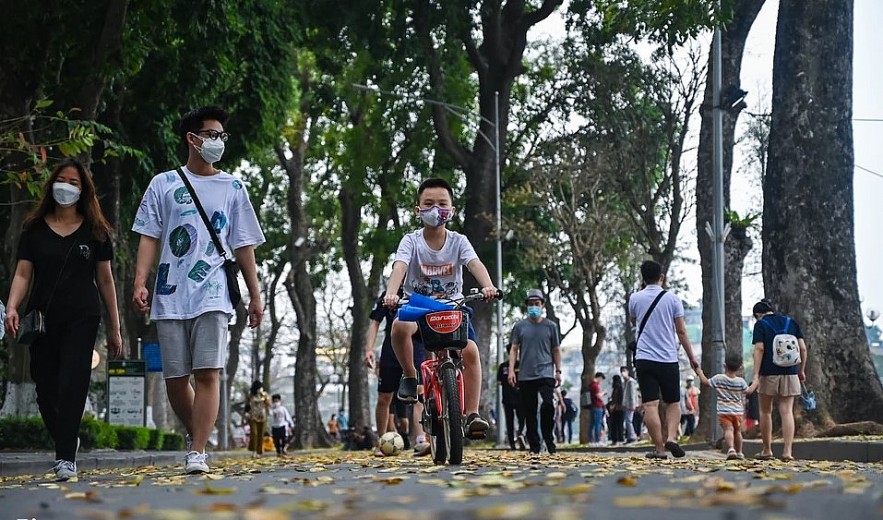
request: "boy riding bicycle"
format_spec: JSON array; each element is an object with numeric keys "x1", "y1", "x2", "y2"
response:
[{"x1": 383, "y1": 178, "x2": 498, "y2": 437}]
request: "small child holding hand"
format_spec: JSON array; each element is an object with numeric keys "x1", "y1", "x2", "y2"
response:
[{"x1": 695, "y1": 352, "x2": 751, "y2": 460}]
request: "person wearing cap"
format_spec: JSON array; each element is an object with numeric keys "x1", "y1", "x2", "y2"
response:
[
  {"x1": 680, "y1": 375, "x2": 699, "y2": 436},
  {"x1": 628, "y1": 260, "x2": 700, "y2": 459},
  {"x1": 507, "y1": 289, "x2": 561, "y2": 455},
  {"x1": 746, "y1": 300, "x2": 808, "y2": 462}
]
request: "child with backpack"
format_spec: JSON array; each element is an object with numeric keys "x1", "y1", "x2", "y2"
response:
[{"x1": 695, "y1": 352, "x2": 751, "y2": 460}]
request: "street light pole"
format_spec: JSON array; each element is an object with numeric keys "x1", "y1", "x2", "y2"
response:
[
  {"x1": 707, "y1": 14, "x2": 728, "y2": 445},
  {"x1": 494, "y1": 91, "x2": 505, "y2": 448}
]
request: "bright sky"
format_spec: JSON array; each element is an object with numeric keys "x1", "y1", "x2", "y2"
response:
[{"x1": 532, "y1": 0, "x2": 883, "y2": 337}]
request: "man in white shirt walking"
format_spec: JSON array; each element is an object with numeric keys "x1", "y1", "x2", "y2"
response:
[{"x1": 628, "y1": 260, "x2": 699, "y2": 459}]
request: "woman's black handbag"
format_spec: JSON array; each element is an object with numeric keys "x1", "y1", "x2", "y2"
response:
[
  {"x1": 17, "y1": 309, "x2": 45, "y2": 345},
  {"x1": 176, "y1": 168, "x2": 242, "y2": 307},
  {"x1": 17, "y1": 238, "x2": 76, "y2": 345}
]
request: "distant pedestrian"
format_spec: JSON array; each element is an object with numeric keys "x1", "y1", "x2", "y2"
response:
[
  {"x1": 269, "y1": 394, "x2": 293, "y2": 456},
  {"x1": 628, "y1": 260, "x2": 700, "y2": 459},
  {"x1": 560, "y1": 390, "x2": 578, "y2": 444},
  {"x1": 498, "y1": 348, "x2": 526, "y2": 450},
  {"x1": 337, "y1": 409, "x2": 349, "y2": 431},
  {"x1": 608, "y1": 375, "x2": 625, "y2": 445},
  {"x1": 327, "y1": 414, "x2": 340, "y2": 440},
  {"x1": 746, "y1": 300, "x2": 808, "y2": 462},
  {"x1": 621, "y1": 366, "x2": 640, "y2": 443},
  {"x1": 508, "y1": 289, "x2": 562, "y2": 455},
  {"x1": 680, "y1": 375, "x2": 699, "y2": 436},
  {"x1": 246, "y1": 381, "x2": 271, "y2": 457},
  {"x1": 696, "y1": 352, "x2": 750, "y2": 460},
  {"x1": 589, "y1": 372, "x2": 606, "y2": 446}
]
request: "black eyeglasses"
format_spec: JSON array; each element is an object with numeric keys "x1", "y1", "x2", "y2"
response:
[{"x1": 195, "y1": 129, "x2": 231, "y2": 142}]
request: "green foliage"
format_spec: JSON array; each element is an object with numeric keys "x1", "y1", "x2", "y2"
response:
[
  {"x1": 147, "y1": 428, "x2": 165, "y2": 450},
  {"x1": 725, "y1": 210, "x2": 760, "y2": 230},
  {"x1": 161, "y1": 432, "x2": 185, "y2": 451},
  {"x1": 0, "y1": 416, "x2": 54, "y2": 449},
  {"x1": 115, "y1": 426, "x2": 151, "y2": 450},
  {"x1": 79, "y1": 417, "x2": 119, "y2": 450}
]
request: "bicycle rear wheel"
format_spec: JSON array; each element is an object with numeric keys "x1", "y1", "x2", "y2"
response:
[{"x1": 439, "y1": 364, "x2": 464, "y2": 465}]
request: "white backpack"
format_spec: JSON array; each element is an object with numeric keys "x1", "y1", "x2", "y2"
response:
[{"x1": 761, "y1": 317, "x2": 801, "y2": 367}]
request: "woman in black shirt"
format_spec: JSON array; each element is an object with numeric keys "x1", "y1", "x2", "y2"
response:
[{"x1": 4, "y1": 158, "x2": 121, "y2": 481}]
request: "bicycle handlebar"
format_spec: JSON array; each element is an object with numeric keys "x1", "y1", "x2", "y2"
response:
[{"x1": 390, "y1": 289, "x2": 503, "y2": 309}]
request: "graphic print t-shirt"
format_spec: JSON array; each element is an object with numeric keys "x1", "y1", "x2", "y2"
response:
[
  {"x1": 394, "y1": 229, "x2": 478, "y2": 299},
  {"x1": 132, "y1": 167, "x2": 265, "y2": 320}
]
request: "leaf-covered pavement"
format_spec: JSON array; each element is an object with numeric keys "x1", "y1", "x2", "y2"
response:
[{"x1": 1, "y1": 449, "x2": 881, "y2": 519}]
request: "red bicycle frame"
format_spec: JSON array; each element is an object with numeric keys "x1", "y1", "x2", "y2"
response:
[{"x1": 420, "y1": 355, "x2": 464, "y2": 417}]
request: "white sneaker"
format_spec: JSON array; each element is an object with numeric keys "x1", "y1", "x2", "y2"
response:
[
  {"x1": 184, "y1": 451, "x2": 209, "y2": 474},
  {"x1": 53, "y1": 460, "x2": 77, "y2": 481}
]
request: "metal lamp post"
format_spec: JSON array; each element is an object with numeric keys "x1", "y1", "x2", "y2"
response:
[{"x1": 352, "y1": 84, "x2": 506, "y2": 446}]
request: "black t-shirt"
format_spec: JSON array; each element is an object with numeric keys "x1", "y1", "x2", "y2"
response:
[
  {"x1": 369, "y1": 298, "x2": 399, "y2": 368},
  {"x1": 17, "y1": 219, "x2": 113, "y2": 319},
  {"x1": 497, "y1": 362, "x2": 521, "y2": 405},
  {"x1": 752, "y1": 314, "x2": 803, "y2": 376}
]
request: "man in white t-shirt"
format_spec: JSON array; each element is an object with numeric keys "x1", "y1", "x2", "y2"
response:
[
  {"x1": 628, "y1": 260, "x2": 699, "y2": 460},
  {"x1": 132, "y1": 106, "x2": 265, "y2": 474},
  {"x1": 383, "y1": 178, "x2": 498, "y2": 438}
]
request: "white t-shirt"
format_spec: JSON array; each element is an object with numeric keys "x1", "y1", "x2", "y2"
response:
[
  {"x1": 394, "y1": 229, "x2": 478, "y2": 299},
  {"x1": 628, "y1": 284, "x2": 684, "y2": 363},
  {"x1": 132, "y1": 166, "x2": 265, "y2": 320}
]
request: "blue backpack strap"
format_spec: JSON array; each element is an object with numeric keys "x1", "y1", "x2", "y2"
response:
[{"x1": 783, "y1": 317, "x2": 791, "y2": 334}]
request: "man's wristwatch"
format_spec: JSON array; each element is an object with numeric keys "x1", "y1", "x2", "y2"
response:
[{"x1": 555, "y1": 369, "x2": 562, "y2": 374}]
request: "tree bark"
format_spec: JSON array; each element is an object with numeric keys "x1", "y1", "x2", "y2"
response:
[
  {"x1": 763, "y1": 0, "x2": 883, "y2": 425},
  {"x1": 694, "y1": 0, "x2": 766, "y2": 442},
  {"x1": 339, "y1": 186, "x2": 372, "y2": 431}
]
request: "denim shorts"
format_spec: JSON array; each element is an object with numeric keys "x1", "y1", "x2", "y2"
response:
[{"x1": 155, "y1": 311, "x2": 229, "y2": 379}]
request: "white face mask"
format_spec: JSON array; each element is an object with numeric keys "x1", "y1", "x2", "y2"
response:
[
  {"x1": 193, "y1": 134, "x2": 225, "y2": 164},
  {"x1": 52, "y1": 182, "x2": 81, "y2": 207}
]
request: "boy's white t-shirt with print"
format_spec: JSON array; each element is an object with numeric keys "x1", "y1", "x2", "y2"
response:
[
  {"x1": 394, "y1": 229, "x2": 478, "y2": 299},
  {"x1": 132, "y1": 167, "x2": 265, "y2": 320}
]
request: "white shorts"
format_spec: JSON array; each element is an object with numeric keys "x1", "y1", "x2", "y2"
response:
[{"x1": 155, "y1": 311, "x2": 229, "y2": 379}]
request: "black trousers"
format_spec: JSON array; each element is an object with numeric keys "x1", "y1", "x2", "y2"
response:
[
  {"x1": 29, "y1": 315, "x2": 100, "y2": 462},
  {"x1": 610, "y1": 409, "x2": 625, "y2": 443},
  {"x1": 503, "y1": 400, "x2": 525, "y2": 447},
  {"x1": 519, "y1": 378, "x2": 556, "y2": 453},
  {"x1": 271, "y1": 426, "x2": 288, "y2": 454}
]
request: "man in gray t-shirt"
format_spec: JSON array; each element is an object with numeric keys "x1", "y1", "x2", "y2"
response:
[{"x1": 507, "y1": 289, "x2": 561, "y2": 454}]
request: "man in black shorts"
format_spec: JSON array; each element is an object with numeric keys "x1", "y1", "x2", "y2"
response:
[
  {"x1": 364, "y1": 292, "x2": 431, "y2": 456},
  {"x1": 628, "y1": 261, "x2": 700, "y2": 459}
]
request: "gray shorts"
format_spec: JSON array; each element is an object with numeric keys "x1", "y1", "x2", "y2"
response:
[{"x1": 155, "y1": 312, "x2": 229, "y2": 379}]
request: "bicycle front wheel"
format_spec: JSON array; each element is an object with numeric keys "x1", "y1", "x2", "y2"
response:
[{"x1": 439, "y1": 363, "x2": 464, "y2": 465}]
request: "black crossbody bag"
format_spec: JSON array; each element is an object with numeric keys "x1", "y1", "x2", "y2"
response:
[
  {"x1": 176, "y1": 168, "x2": 242, "y2": 308},
  {"x1": 17, "y1": 238, "x2": 77, "y2": 345},
  {"x1": 629, "y1": 289, "x2": 668, "y2": 355}
]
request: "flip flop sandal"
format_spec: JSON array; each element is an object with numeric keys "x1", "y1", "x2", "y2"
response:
[
  {"x1": 726, "y1": 450, "x2": 740, "y2": 461},
  {"x1": 780, "y1": 455, "x2": 795, "y2": 462},
  {"x1": 645, "y1": 451, "x2": 668, "y2": 459},
  {"x1": 755, "y1": 453, "x2": 775, "y2": 461},
  {"x1": 665, "y1": 440, "x2": 686, "y2": 458}
]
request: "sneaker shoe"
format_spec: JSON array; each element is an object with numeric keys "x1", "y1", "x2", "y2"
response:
[
  {"x1": 413, "y1": 442, "x2": 431, "y2": 457},
  {"x1": 397, "y1": 377, "x2": 419, "y2": 403},
  {"x1": 466, "y1": 413, "x2": 489, "y2": 434},
  {"x1": 53, "y1": 460, "x2": 77, "y2": 481},
  {"x1": 185, "y1": 451, "x2": 209, "y2": 474}
]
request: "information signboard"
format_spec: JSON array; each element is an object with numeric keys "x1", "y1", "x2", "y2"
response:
[{"x1": 107, "y1": 360, "x2": 146, "y2": 427}]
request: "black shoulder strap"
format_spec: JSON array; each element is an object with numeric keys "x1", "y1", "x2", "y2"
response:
[
  {"x1": 637, "y1": 290, "x2": 667, "y2": 343},
  {"x1": 176, "y1": 167, "x2": 229, "y2": 259}
]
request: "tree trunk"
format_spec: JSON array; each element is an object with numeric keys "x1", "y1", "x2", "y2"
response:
[
  {"x1": 694, "y1": 0, "x2": 766, "y2": 443},
  {"x1": 339, "y1": 186, "x2": 371, "y2": 430},
  {"x1": 763, "y1": 0, "x2": 883, "y2": 425},
  {"x1": 724, "y1": 232, "x2": 753, "y2": 360},
  {"x1": 275, "y1": 130, "x2": 334, "y2": 447}
]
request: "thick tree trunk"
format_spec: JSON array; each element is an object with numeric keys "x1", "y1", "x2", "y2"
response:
[
  {"x1": 724, "y1": 232, "x2": 753, "y2": 359},
  {"x1": 339, "y1": 186, "x2": 371, "y2": 431},
  {"x1": 694, "y1": 0, "x2": 766, "y2": 443},
  {"x1": 764, "y1": 0, "x2": 883, "y2": 425}
]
